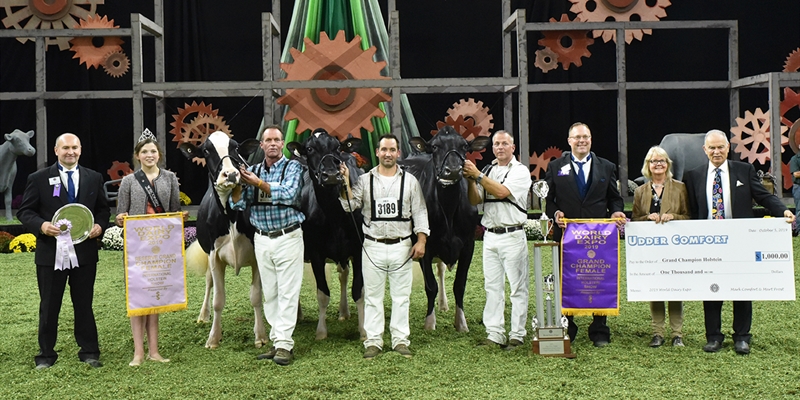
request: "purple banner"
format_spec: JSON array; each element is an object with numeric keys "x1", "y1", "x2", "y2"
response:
[
  {"x1": 124, "y1": 213, "x2": 187, "y2": 317},
  {"x1": 561, "y1": 220, "x2": 620, "y2": 316}
]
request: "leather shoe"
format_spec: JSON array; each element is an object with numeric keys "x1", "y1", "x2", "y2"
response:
[
  {"x1": 83, "y1": 358, "x2": 103, "y2": 368},
  {"x1": 702, "y1": 341, "x2": 722, "y2": 353},
  {"x1": 593, "y1": 340, "x2": 609, "y2": 348},
  {"x1": 35, "y1": 362, "x2": 52, "y2": 370},
  {"x1": 672, "y1": 336, "x2": 685, "y2": 347},
  {"x1": 734, "y1": 341, "x2": 750, "y2": 355},
  {"x1": 649, "y1": 335, "x2": 664, "y2": 348}
]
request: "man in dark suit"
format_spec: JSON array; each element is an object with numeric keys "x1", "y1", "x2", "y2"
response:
[
  {"x1": 683, "y1": 129, "x2": 795, "y2": 355},
  {"x1": 17, "y1": 133, "x2": 110, "y2": 369},
  {"x1": 544, "y1": 122, "x2": 626, "y2": 347}
]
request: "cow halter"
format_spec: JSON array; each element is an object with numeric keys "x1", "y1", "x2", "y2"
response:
[
  {"x1": 312, "y1": 153, "x2": 343, "y2": 183},
  {"x1": 434, "y1": 149, "x2": 466, "y2": 186}
]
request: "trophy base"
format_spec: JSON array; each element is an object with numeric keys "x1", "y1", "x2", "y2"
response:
[{"x1": 532, "y1": 328, "x2": 576, "y2": 358}]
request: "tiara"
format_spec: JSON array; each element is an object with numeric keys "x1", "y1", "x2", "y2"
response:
[{"x1": 137, "y1": 128, "x2": 156, "y2": 143}]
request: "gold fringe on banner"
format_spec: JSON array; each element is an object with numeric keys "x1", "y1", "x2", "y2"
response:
[{"x1": 560, "y1": 218, "x2": 621, "y2": 318}]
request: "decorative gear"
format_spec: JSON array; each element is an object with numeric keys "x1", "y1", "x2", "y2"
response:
[
  {"x1": 278, "y1": 31, "x2": 391, "y2": 142},
  {"x1": 730, "y1": 108, "x2": 788, "y2": 165},
  {"x1": 102, "y1": 50, "x2": 129, "y2": 78},
  {"x1": 537, "y1": 14, "x2": 594, "y2": 70},
  {"x1": 780, "y1": 88, "x2": 800, "y2": 153},
  {"x1": 107, "y1": 160, "x2": 132, "y2": 185},
  {"x1": 529, "y1": 146, "x2": 564, "y2": 179},
  {"x1": 534, "y1": 47, "x2": 559, "y2": 73},
  {"x1": 431, "y1": 115, "x2": 486, "y2": 163},
  {"x1": 68, "y1": 15, "x2": 123, "y2": 69},
  {"x1": 1, "y1": 0, "x2": 103, "y2": 50},
  {"x1": 170, "y1": 101, "x2": 220, "y2": 147},
  {"x1": 446, "y1": 98, "x2": 494, "y2": 137},
  {"x1": 784, "y1": 48, "x2": 800, "y2": 73},
  {"x1": 569, "y1": 0, "x2": 671, "y2": 44},
  {"x1": 181, "y1": 115, "x2": 232, "y2": 166}
]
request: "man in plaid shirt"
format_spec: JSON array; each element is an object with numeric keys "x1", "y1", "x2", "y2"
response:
[{"x1": 231, "y1": 125, "x2": 305, "y2": 366}]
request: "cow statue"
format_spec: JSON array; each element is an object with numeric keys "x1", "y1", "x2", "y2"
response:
[
  {"x1": 180, "y1": 131, "x2": 268, "y2": 349},
  {"x1": 401, "y1": 125, "x2": 491, "y2": 331},
  {"x1": 634, "y1": 133, "x2": 707, "y2": 183},
  {"x1": 1, "y1": 129, "x2": 35, "y2": 220},
  {"x1": 287, "y1": 129, "x2": 366, "y2": 340}
]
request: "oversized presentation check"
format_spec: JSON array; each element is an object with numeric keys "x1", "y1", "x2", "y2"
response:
[{"x1": 626, "y1": 218, "x2": 795, "y2": 301}]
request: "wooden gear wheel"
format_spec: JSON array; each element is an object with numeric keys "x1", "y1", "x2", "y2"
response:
[
  {"x1": 534, "y1": 47, "x2": 559, "y2": 73},
  {"x1": 102, "y1": 50, "x2": 129, "y2": 78},
  {"x1": 537, "y1": 14, "x2": 594, "y2": 70},
  {"x1": 730, "y1": 108, "x2": 788, "y2": 165},
  {"x1": 277, "y1": 30, "x2": 391, "y2": 142},
  {"x1": 68, "y1": 14, "x2": 123, "y2": 69},
  {"x1": 569, "y1": 0, "x2": 671, "y2": 44},
  {"x1": 783, "y1": 48, "x2": 800, "y2": 73},
  {"x1": 181, "y1": 115, "x2": 232, "y2": 166},
  {"x1": 1, "y1": 0, "x2": 104, "y2": 50},
  {"x1": 529, "y1": 146, "x2": 564, "y2": 179},
  {"x1": 106, "y1": 160, "x2": 132, "y2": 185},
  {"x1": 170, "y1": 101, "x2": 219, "y2": 145},
  {"x1": 780, "y1": 88, "x2": 800, "y2": 154}
]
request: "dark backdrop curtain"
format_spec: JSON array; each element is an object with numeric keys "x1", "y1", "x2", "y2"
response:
[{"x1": 1, "y1": 0, "x2": 799, "y2": 206}]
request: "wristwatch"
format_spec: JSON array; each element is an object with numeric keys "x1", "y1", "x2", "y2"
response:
[{"x1": 476, "y1": 173, "x2": 484, "y2": 184}]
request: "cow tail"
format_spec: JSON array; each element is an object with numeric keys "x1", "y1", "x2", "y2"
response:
[{"x1": 185, "y1": 241, "x2": 209, "y2": 275}]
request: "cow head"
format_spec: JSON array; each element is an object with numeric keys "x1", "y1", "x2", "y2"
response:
[
  {"x1": 179, "y1": 131, "x2": 260, "y2": 191},
  {"x1": 409, "y1": 126, "x2": 491, "y2": 186},
  {"x1": 286, "y1": 128, "x2": 361, "y2": 186},
  {"x1": 4, "y1": 129, "x2": 36, "y2": 157}
]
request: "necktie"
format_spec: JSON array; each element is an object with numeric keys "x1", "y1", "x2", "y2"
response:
[
  {"x1": 66, "y1": 170, "x2": 76, "y2": 203},
  {"x1": 712, "y1": 168, "x2": 724, "y2": 219},
  {"x1": 574, "y1": 158, "x2": 588, "y2": 198}
]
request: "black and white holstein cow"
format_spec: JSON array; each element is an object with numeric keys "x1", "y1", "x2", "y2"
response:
[
  {"x1": 401, "y1": 126, "x2": 491, "y2": 331},
  {"x1": 180, "y1": 131, "x2": 268, "y2": 349},
  {"x1": 287, "y1": 129, "x2": 366, "y2": 340}
]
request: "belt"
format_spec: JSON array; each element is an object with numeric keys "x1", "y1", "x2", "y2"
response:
[
  {"x1": 364, "y1": 234, "x2": 411, "y2": 244},
  {"x1": 255, "y1": 224, "x2": 301, "y2": 239},
  {"x1": 486, "y1": 225, "x2": 524, "y2": 234}
]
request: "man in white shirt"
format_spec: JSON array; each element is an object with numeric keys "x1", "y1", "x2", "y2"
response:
[
  {"x1": 340, "y1": 134, "x2": 429, "y2": 360},
  {"x1": 463, "y1": 130, "x2": 532, "y2": 350}
]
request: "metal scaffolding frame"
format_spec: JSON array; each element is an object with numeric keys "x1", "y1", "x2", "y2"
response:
[{"x1": 1, "y1": 1, "x2": 799, "y2": 197}]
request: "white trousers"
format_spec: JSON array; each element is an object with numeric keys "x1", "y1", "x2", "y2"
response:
[
  {"x1": 254, "y1": 228, "x2": 304, "y2": 351},
  {"x1": 482, "y1": 230, "x2": 529, "y2": 344},
  {"x1": 362, "y1": 239, "x2": 413, "y2": 350}
]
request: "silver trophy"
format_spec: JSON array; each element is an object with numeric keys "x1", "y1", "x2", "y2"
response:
[
  {"x1": 530, "y1": 179, "x2": 574, "y2": 357},
  {"x1": 531, "y1": 180, "x2": 552, "y2": 242}
]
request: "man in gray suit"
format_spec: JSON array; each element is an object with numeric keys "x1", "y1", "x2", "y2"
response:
[{"x1": 683, "y1": 129, "x2": 795, "y2": 355}]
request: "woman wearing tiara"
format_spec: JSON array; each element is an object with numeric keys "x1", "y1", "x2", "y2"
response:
[
  {"x1": 631, "y1": 146, "x2": 690, "y2": 348},
  {"x1": 115, "y1": 132, "x2": 182, "y2": 366}
]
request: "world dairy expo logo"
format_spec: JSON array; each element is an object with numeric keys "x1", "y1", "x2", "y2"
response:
[{"x1": 710, "y1": 283, "x2": 719, "y2": 293}]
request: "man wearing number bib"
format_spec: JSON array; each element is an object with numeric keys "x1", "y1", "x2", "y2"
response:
[
  {"x1": 340, "y1": 134, "x2": 429, "y2": 360},
  {"x1": 463, "y1": 130, "x2": 532, "y2": 350}
]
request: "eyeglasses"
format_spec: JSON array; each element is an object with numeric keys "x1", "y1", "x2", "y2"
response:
[
  {"x1": 569, "y1": 135, "x2": 591, "y2": 141},
  {"x1": 649, "y1": 160, "x2": 667, "y2": 165}
]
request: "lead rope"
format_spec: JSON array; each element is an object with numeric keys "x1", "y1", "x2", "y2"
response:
[{"x1": 343, "y1": 178, "x2": 413, "y2": 274}]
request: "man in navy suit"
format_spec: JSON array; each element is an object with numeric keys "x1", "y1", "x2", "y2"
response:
[
  {"x1": 544, "y1": 122, "x2": 626, "y2": 347},
  {"x1": 17, "y1": 133, "x2": 109, "y2": 369},
  {"x1": 683, "y1": 129, "x2": 795, "y2": 355}
]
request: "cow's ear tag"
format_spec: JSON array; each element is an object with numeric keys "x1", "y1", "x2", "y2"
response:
[{"x1": 347, "y1": 142, "x2": 352, "y2": 148}]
